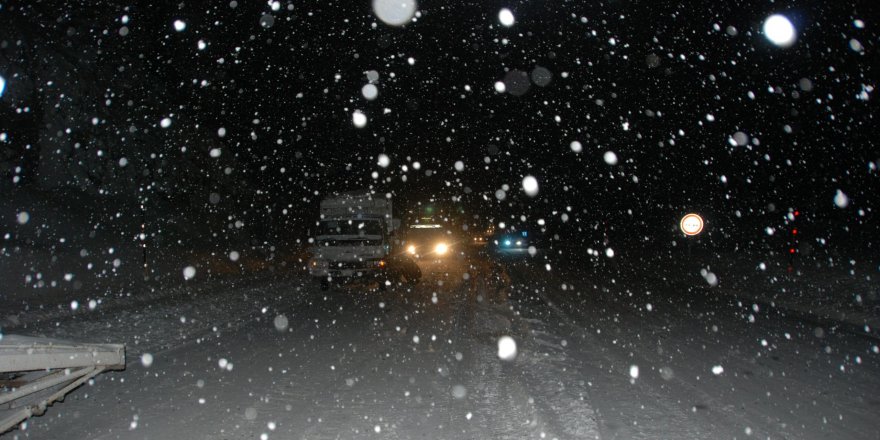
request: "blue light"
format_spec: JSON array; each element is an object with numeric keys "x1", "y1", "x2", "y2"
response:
[
  {"x1": 503, "y1": 239, "x2": 511, "y2": 246},
  {"x1": 0, "y1": 75, "x2": 5, "y2": 98}
]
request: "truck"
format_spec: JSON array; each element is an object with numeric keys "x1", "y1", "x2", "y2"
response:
[{"x1": 308, "y1": 191, "x2": 400, "y2": 290}]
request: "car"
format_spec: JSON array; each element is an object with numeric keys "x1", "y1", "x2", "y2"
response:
[
  {"x1": 402, "y1": 223, "x2": 455, "y2": 259},
  {"x1": 492, "y1": 229, "x2": 535, "y2": 255}
]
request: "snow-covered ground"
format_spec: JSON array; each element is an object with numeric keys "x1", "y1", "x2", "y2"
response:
[{"x1": 3, "y1": 247, "x2": 879, "y2": 439}]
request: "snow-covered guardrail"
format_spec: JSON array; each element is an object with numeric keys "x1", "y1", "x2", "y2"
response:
[{"x1": 0, "y1": 335, "x2": 125, "y2": 434}]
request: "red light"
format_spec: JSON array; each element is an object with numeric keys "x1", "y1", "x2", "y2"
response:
[
  {"x1": 794, "y1": 211, "x2": 800, "y2": 217},
  {"x1": 792, "y1": 229, "x2": 798, "y2": 235},
  {"x1": 789, "y1": 248, "x2": 796, "y2": 254}
]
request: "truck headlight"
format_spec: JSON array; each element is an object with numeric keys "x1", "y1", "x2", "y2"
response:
[
  {"x1": 407, "y1": 245, "x2": 416, "y2": 254},
  {"x1": 435, "y1": 242, "x2": 448, "y2": 255}
]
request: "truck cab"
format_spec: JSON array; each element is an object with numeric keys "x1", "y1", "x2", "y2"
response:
[{"x1": 308, "y1": 192, "x2": 397, "y2": 288}]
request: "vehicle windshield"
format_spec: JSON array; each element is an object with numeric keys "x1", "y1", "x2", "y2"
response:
[
  {"x1": 406, "y1": 225, "x2": 447, "y2": 240},
  {"x1": 318, "y1": 219, "x2": 384, "y2": 238},
  {"x1": 1, "y1": 2, "x2": 876, "y2": 439}
]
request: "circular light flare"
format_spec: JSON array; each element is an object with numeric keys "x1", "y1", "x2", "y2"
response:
[
  {"x1": 497, "y1": 336, "x2": 517, "y2": 361},
  {"x1": 362, "y1": 83, "x2": 379, "y2": 100},
  {"x1": 407, "y1": 244, "x2": 416, "y2": 255},
  {"x1": 373, "y1": 0, "x2": 417, "y2": 26},
  {"x1": 352, "y1": 110, "x2": 367, "y2": 128},
  {"x1": 680, "y1": 213, "x2": 705, "y2": 236},
  {"x1": 763, "y1": 14, "x2": 796, "y2": 47},
  {"x1": 603, "y1": 151, "x2": 619, "y2": 165},
  {"x1": 522, "y1": 175, "x2": 539, "y2": 197},
  {"x1": 498, "y1": 8, "x2": 515, "y2": 27},
  {"x1": 434, "y1": 242, "x2": 448, "y2": 255}
]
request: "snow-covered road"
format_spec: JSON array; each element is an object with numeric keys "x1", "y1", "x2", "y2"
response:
[{"x1": 7, "y1": 248, "x2": 879, "y2": 439}]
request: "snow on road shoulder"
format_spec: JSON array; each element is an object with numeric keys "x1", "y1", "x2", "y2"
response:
[
  {"x1": 501, "y1": 254, "x2": 880, "y2": 440},
  {"x1": 15, "y1": 273, "x2": 310, "y2": 360}
]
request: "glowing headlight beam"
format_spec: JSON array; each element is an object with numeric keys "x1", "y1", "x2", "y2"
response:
[{"x1": 435, "y1": 242, "x2": 448, "y2": 255}]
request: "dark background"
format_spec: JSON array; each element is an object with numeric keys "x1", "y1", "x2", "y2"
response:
[{"x1": 1, "y1": 0, "x2": 877, "y2": 259}]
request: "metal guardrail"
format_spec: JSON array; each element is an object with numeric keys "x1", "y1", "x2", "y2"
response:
[{"x1": 0, "y1": 335, "x2": 125, "y2": 434}]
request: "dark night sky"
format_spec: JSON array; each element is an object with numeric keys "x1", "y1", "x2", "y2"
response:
[{"x1": 1, "y1": 0, "x2": 877, "y2": 248}]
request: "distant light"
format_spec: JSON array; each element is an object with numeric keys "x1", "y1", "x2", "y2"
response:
[
  {"x1": 160, "y1": 117, "x2": 172, "y2": 128},
  {"x1": 352, "y1": 110, "x2": 367, "y2": 128},
  {"x1": 454, "y1": 160, "x2": 464, "y2": 172},
  {"x1": 763, "y1": 14, "x2": 796, "y2": 47},
  {"x1": 680, "y1": 213, "x2": 704, "y2": 236},
  {"x1": 0, "y1": 75, "x2": 6, "y2": 98},
  {"x1": 434, "y1": 242, "x2": 448, "y2": 255},
  {"x1": 498, "y1": 8, "x2": 515, "y2": 27},
  {"x1": 522, "y1": 175, "x2": 539, "y2": 197},
  {"x1": 570, "y1": 140, "x2": 583, "y2": 153},
  {"x1": 373, "y1": 0, "x2": 417, "y2": 26},
  {"x1": 504, "y1": 239, "x2": 511, "y2": 246},
  {"x1": 173, "y1": 19, "x2": 187, "y2": 32},
  {"x1": 494, "y1": 81, "x2": 506, "y2": 93}
]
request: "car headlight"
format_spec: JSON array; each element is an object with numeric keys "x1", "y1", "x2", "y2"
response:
[
  {"x1": 515, "y1": 240, "x2": 522, "y2": 246},
  {"x1": 503, "y1": 239, "x2": 511, "y2": 246},
  {"x1": 407, "y1": 245, "x2": 416, "y2": 254},
  {"x1": 435, "y1": 242, "x2": 448, "y2": 255}
]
